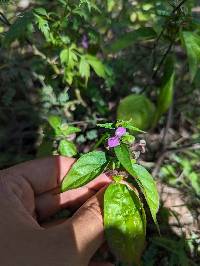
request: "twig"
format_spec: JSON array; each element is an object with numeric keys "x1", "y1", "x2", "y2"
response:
[
  {"x1": 152, "y1": 152, "x2": 167, "y2": 177},
  {"x1": 69, "y1": 118, "x2": 105, "y2": 125},
  {"x1": 152, "y1": 40, "x2": 174, "y2": 79},
  {"x1": 153, "y1": 143, "x2": 200, "y2": 177},
  {"x1": 151, "y1": 0, "x2": 188, "y2": 79},
  {"x1": 161, "y1": 95, "x2": 174, "y2": 149},
  {"x1": 172, "y1": 0, "x2": 188, "y2": 14},
  {"x1": 0, "y1": 12, "x2": 11, "y2": 26},
  {"x1": 167, "y1": 143, "x2": 200, "y2": 152},
  {"x1": 32, "y1": 45, "x2": 60, "y2": 74},
  {"x1": 152, "y1": 27, "x2": 165, "y2": 70}
]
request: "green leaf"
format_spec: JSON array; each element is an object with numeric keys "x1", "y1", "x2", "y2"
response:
[
  {"x1": 188, "y1": 172, "x2": 200, "y2": 196},
  {"x1": 181, "y1": 31, "x2": 200, "y2": 81},
  {"x1": 116, "y1": 120, "x2": 145, "y2": 133},
  {"x1": 107, "y1": 0, "x2": 115, "y2": 12},
  {"x1": 86, "y1": 54, "x2": 106, "y2": 78},
  {"x1": 131, "y1": 164, "x2": 160, "y2": 228},
  {"x1": 48, "y1": 115, "x2": 62, "y2": 130},
  {"x1": 60, "y1": 46, "x2": 78, "y2": 70},
  {"x1": 79, "y1": 56, "x2": 90, "y2": 82},
  {"x1": 152, "y1": 237, "x2": 189, "y2": 265},
  {"x1": 60, "y1": 49, "x2": 69, "y2": 64},
  {"x1": 105, "y1": 27, "x2": 156, "y2": 53},
  {"x1": 60, "y1": 124, "x2": 81, "y2": 136},
  {"x1": 97, "y1": 122, "x2": 115, "y2": 129},
  {"x1": 58, "y1": 140, "x2": 77, "y2": 157},
  {"x1": 114, "y1": 144, "x2": 133, "y2": 174},
  {"x1": 64, "y1": 70, "x2": 74, "y2": 85},
  {"x1": 0, "y1": 0, "x2": 12, "y2": 3},
  {"x1": 61, "y1": 151, "x2": 107, "y2": 191},
  {"x1": 117, "y1": 95, "x2": 156, "y2": 131},
  {"x1": 86, "y1": 130, "x2": 97, "y2": 140},
  {"x1": 104, "y1": 183, "x2": 146, "y2": 265},
  {"x1": 114, "y1": 144, "x2": 159, "y2": 227},
  {"x1": 34, "y1": 13, "x2": 51, "y2": 41},
  {"x1": 153, "y1": 56, "x2": 175, "y2": 125},
  {"x1": 73, "y1": 7, "x2": 88, "y2": 20},
  {"x1": 4, "y1": 11, "x2": 34, "y2": 45},
  {"x1": 79, "y1": 0, "x2": 100, "y2": 13},
  {"x1": 34, "y1": 8, "x2": 48, "y2": 17},
  {"x1": 121, "y1": 133, "x2": 135, "y2": 144}
]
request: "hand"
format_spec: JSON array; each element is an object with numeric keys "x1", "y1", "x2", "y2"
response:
[{"x1": 0, "y1": 156, "x2": 113, "y2": 266}]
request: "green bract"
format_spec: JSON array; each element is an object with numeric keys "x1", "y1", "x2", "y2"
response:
[
  {"x1": 104, "y1": 183, "x2": 146, "y2": 265},
  {"x1": 61, "y1": 151, "x2": 107, "y2": 191}
]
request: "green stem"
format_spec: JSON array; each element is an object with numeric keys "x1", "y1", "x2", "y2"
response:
[{"x1": 92, "y1": 133, "x2": 109, "y2": 150}]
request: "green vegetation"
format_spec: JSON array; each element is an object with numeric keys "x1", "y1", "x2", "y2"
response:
[{"x1": 0, "y1": 0, "x2": 200, "y2": 265}]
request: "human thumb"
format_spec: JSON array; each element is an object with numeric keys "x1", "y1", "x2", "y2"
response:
[{"x1": 69, "y1": 187, "x2": 106, "y2": 264}]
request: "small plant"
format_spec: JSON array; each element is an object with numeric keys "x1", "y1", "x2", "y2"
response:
[
  {"x1": 61, "y1": 120, "x2": 159, "y2": 266},
  {"x1": 37, "y1": 115, "x2": 81, "y2": 157}
]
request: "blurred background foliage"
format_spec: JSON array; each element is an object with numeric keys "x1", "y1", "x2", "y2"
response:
[{"x1": 0, "y1": 0, "x2": 200, "y2": 265}]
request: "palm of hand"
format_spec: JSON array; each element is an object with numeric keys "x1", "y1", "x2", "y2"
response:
[{"x1": 0, "y1": 156, "x2": 112, "y2": 266}]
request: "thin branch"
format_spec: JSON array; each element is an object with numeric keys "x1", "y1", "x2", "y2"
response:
[
  {"x1": 152, "y1": 40, "x2": 174, "y2": 79},
  {"x1": 69, "y1": 118, "x2": 105, "y2": 125},
  {"x1": 151, "y1": 0, "x2": 188, "y2": 79},
  {"x1": 153, "y1": 143, "x2": 200, "y2": 177},
  {"x1": 0, "y1": 12, "x2": 11, "y2": 26},
  {"x1": 161, "y1": 98, "x2": 174, "y2": 148},
  {"x1": 167, "y1": 143, "x2": 200, "y2": 153},
  {"x1": 172, "y1": 0, "x2": 188, "y2": 14}
]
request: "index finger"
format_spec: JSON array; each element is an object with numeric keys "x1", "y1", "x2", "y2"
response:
[{"x1": 5, "y1": 156, "x2": 75, "y2": 195}]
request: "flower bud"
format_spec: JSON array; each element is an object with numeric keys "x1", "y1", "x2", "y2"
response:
[
  {"x1": 115, "y1": 127, "x2": 126, "y2": 137},
  {"x1": 108, "y1": 136, "x2": 120, "y2": 148}
]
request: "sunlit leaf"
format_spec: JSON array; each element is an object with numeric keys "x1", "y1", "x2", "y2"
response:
[
  {"x1": 97, "y1": 122, "x2": 115, "y2": 129},
  {"x1": 104, "y1": 183, "x2": 146, "y2": 265},
  {"x1": 58, "y1": 140, "x2": 77, "y2": 157},
  {"x1": 131, "y1": 164, "x2": 160, "y2": 229},
  {"x1": 60, "y1": 46, "x2": 78, "y2": 69},
  {"x1": 181, "y1": 31, "x2": 200, "y2": 81},
  {"x1": 153, "y1": 56, "x2": 175, "y2": 126},
  {"x1": 114, "y1": 144, "x2": 133, "y2": 174},
  {"x1": 79, "y1": 56, "x2": 90, "y2": 82},
  {"x1": 116, "y1": 120, "x2": 145, "y2": 133},
  {"x1": 34, "y1": 8, "x2": 48, "y2": 17},
  {"x1": 60, "y1": 124, "x2": 81, "y2": 136},
  {"x1": 86, "y1": 54, "x2": 106, "y2": 78},
  {"x1": 61, "y1": 151, "x2": 107, "y2": 191},
  {"x1": 117, "y1": 95, "x2": 155, "y2": 131},
  {"x1": 34, "y1": 13, "x2": 51, "y2": 41},
  {"x1": 48, "y1": 115, "x2": 62, "y2": 131},
  {"x1": 114, "y1": 144, "x2": 159, "y2": 228}
]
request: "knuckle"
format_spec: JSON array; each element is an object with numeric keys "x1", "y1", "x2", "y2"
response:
[{"x1": 83, "y1": 201, "x2": 103, "y2": 222}]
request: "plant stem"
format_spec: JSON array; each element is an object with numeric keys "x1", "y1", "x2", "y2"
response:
[
  {"x1": 152, "y1": 40, "x2": 174, "y2": 79},
  {"x1": 172, "y1": 0, "x2": 188, "y2": 14},
  {"x1": 153, "y1": 143, "x2": 200, "y2": 177},
  {"x1": 151, "y1": 0, "x2": 188, "y2": 79}
]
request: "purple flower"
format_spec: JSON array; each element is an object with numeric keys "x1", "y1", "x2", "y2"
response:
[
  {"x1": 115, "y1": 127, "x2": 126, "y2": 137},
  {"x1": 81, "y1": 35, "x2": 89, "y2": 49},
  {"x1": 108, "y1": 136, "x2": 120, "y2": 148}
]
